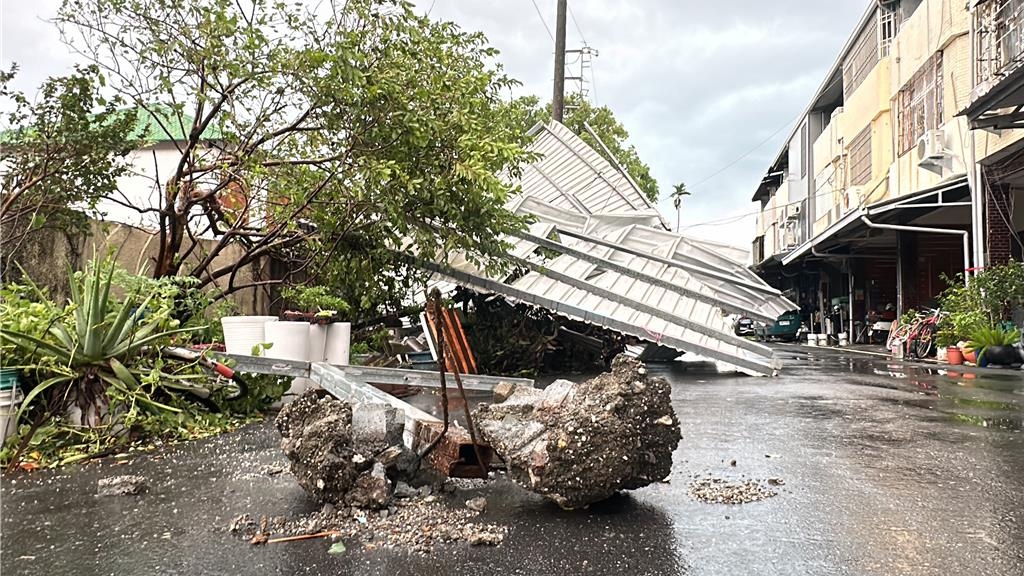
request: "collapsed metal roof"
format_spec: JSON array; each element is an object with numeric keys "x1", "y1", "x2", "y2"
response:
[{"x1": 424, "y1": 121, "x2": 795, "y2": 376}]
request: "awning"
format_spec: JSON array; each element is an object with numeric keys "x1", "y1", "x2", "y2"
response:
[
  {"x1": 958, "y1": 64, "x2": 1024, "y2": 130},
  {"x1": 781, "y1": 176, "x2": 970, "y2": 265}
]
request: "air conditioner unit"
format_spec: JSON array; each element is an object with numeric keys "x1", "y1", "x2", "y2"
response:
[
  {"x1": 845, "y1": 186, "x2": 864, "y2": 211},
  {"x1": 786, "y1": 203, "x2": 802, "y2": 220},
  {"x1": 783, "y1": 228, "x2": 797, "y2": 248},
  {"x1": 917, "y1": 129, "x2": 947, "y2": 163}
]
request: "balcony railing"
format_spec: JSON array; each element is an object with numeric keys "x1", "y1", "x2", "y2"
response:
[{"x1": 977, "y1": 0, "x2": 1024, "y2": 85}]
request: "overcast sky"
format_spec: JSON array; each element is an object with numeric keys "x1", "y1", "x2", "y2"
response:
[{"x1": 1, "y1": 0, "x2": 867, "y2": 247}]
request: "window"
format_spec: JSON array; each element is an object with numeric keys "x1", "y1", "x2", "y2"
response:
[
  {"x1": 896, "y1": 53, "x2": 943, "y2": 155},
  {"x1": 878, "y1": 2, "x2": 902, "y2": 57},
  {"x1": 843, "y1": 15, "x2": 879, "y2": 99},
  {"x1": 848, "y1": 126, "x2": 872, "y2": 186}
]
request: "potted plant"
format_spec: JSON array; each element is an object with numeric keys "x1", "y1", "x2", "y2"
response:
[
  {"x1": 278, "y1": 286, "x2": 352, "y2": 365},
  {"x1": 967, "y1": 325, "x2": 1022, "y2": 367}
]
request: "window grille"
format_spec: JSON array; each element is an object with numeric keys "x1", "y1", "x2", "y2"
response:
[
  {"x1": 896, "y1": 53, "x2": 943, "y2": 155},
  {"x1": 849, "y1": 126, "x2": 872, "y2": 186},
  {"x1": 976, "y1": 0, "x2": 1024, "y2": 84},
  {"x1": 843, "y1": 12, "x2": 880, "y2": 99}
]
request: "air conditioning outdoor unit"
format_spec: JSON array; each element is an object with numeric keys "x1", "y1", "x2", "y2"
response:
[
  {"x1": 917, "y1": 129, "x2": 947, "y2": 162},
  {"x1": 917, "y1": 129, "x2": 949, "y2": 174},
  {"x1": 845, "y1": 186, "x2": 864, "y2": 211},
  {"x1": 786, "y1": 203, "x2": 801, "y2": 220}
]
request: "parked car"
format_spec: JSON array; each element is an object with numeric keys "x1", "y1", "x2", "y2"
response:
[
  {"x1": 734, "y1": 316, "x2": 757, "y2": 337},
  {"x1": 761, "y1": 310, "x2": 802, "y2": 342}
]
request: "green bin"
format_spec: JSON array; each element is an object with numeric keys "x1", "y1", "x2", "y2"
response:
[{"x1": 0, "y1": 368, "x2": 19, "y2": 391}]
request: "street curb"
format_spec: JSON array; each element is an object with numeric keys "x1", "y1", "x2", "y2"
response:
[{"x1": 773, "y1": 342, "x2": 1024, "y2": 378}]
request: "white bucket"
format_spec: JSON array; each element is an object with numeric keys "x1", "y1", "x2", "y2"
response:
[
  {"x1": 264, "y1": 321, "x2": 313, "y2": 400},
  {"x1": 263, "y1": 321, "x2": 310, "y2": 361},
  {"x1": 817, "y1": 334, "x2": 829, "y2": 346},
  {"x1": 807, "y1": 333, "x2": 817, "y2": 346},
  {"x1": 221, "y1": 316, "x2": 278, "y2": 355},
  {"x1": 326, "y1": 322, "x2": 352, "y2": 366},
  {"x1": 838, "y1": 332, "x2": 849, "y2": 347},
  {"x1": 0, "y1": 388, "x2": 23, "y2": 445},
  {"x1": 308, "y1": 324, "x2": 329, "y2": 363}
]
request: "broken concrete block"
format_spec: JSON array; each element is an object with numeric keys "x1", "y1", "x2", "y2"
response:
[
  {"x1": 465, "y1": 496, "x2": 487, "y2": 512},
  {"x1": 275, "y1": 390, "x2": 359, "y2": 505},
  {"x1": 376, "y1": 445, "x2": 421, "y2": 480},
  {"x1": 96, "y1": 475, "x2": 148, "y2": 497},
  {"x1": 472, "y1": 355, "x2": 681, "y2": 509},
  {"x1": 492, "y1": 381, "x2": 516, "y2": 404},
  {"x1": 346, "y1": 462, "x2": 392, "y2": 510},
  {"x1": 351, "y1": 402, "x2": 403, "y2": 454}
]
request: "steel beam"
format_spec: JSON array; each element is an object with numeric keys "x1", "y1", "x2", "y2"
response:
[{"x1": 334, "y1": 365, "x2": 534, "y2": 392}]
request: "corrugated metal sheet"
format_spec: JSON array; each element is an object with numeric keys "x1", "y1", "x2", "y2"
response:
[
  {"x1": 421, "y1": 121, "x2": 796, "y2": 376},
  {"x1": 513, "y1": 122, "x2": 667, "y2": 225}
]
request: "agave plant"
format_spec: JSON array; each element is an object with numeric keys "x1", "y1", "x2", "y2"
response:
[{"x1": 0, "y1": 260, "x2": 196, "y2": 427}]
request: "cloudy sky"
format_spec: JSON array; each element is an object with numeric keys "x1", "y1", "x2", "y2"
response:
[{"x1": 2, "y1": 0, "x2": 867, "y2": 247}]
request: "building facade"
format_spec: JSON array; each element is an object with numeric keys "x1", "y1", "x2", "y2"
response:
[{"x1": 751, "y1": 0, "x2": 1024, "y2": 340}]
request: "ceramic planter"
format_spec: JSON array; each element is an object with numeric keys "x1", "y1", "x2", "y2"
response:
[{"x1": 946, "y1": 346, "x2": 964, "y2": 365}]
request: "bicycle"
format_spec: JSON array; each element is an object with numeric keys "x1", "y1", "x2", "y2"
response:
[{"x1": 886, "y1": 308, "x2": 945, "y2": 359}]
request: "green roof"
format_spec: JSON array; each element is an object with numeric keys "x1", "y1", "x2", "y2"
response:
[
  {"x1": 0, "y1": 103, "x2": 224, "y2": 146},
  {"x1": 127, "y1": 104, "x2": 224, "y2": 144}
]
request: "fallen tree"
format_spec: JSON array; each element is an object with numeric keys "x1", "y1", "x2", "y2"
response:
[{"x1": 473, "y1": 356, "x2": 681, "y2": 509}]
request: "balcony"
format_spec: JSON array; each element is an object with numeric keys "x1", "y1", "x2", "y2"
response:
[{"x1": 964, "y1": 0, "x2": 1024, "y2": 129}]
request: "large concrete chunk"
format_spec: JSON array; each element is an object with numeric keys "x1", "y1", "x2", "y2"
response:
[
  {"x1": 276, "y1": 391, "x2": 359, "y2": 504},
  {"x1": 472, "y1": 356, "x2": 681, "y2": 509},
  {"x1": 276, "y1": 390, "x2": 397, "y2": 509}
]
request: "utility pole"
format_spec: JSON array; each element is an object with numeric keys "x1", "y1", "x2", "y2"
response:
[{"x1": 552, "y1": 0, "x2": 567, "y2": 122}]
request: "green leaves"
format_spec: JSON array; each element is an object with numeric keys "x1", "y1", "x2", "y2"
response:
[
  {"x1": 1, "y1": 64, "x2": 137, "y2": 254},
  {"x1": 937, "y1": 261, "x2": 1024, "y2": 345}
]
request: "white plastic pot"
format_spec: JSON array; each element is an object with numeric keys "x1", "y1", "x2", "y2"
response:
[
  {"x1": 806, "y1": 333, "x2": 817, "y2": 346},
  {"x1": 264, "y1": 321, "x2": 313, "y2": 401},
  {"x1": 326, "y1": 322, "x2": 351, "y2": 366},
  {"x1": 221, "y1": 316, "x2": 278, "y2": 355},
  {"x1": 263, "y1": 321, "x2": 310, "y2": 361},
  {"x1": 0, "y1": 388, "x2": 23, "y2": 445},
  {"x1": 308, "y1": 324, "x2": 329, "y2": 363}
]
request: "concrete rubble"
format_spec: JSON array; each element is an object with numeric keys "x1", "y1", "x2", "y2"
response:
[
  {"x1": 96, "y1": 475, "x2": 148, "y2": 497},
  {"x1": 275, "y1": 390, "x2": 408, "y2": 510},
  {"x1": 472, "y1": 355, "x2": 682, "y2": 509}
]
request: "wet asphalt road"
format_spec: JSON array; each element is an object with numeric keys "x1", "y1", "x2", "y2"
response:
[{"x1": 2, "y1": 347, "x2": 1023, "y2": 576}]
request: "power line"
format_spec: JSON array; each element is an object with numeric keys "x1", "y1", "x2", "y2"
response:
[
  {"x1": 567, "y1": 3, "x2": 587, "y2": 45},
  {"x1": 680, "y1": 185, "x2": 849, "y2": 230},
  {"x1": 689, "y1": 118, "x2": 796, "y2": 190},
  {"x1": 689, "y1": 72, "x2": 845, "y2": 191},
  {"x1": 529, "y1": 0, "x2": 555, "y2": 42}
]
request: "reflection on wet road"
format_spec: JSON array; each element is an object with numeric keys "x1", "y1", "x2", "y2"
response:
[{"x1": 2, "y1": 348, "x2": 1022, "y2": 575}]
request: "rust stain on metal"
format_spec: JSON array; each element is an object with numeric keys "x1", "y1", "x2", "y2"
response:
[{"x1": 416, "y1": 422, "x2": 493, "y2": 479}]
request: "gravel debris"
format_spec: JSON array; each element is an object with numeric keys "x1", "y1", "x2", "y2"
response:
[
  {"x1": 465, "y1": 496, "x2": 487, "y2": 512},
  {"x1": 688, "y1": 477, "x2": 779, "y2": 504},
  {"x1": 96, "y1": 475, "x2": 148, "y2": 496},
  {"x1": 230, "y1": 496, "x2": 506, "y2": 553}
]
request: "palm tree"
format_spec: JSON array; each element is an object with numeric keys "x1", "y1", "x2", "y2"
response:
[{"x1": 670, "y1": 182, "x2": 690, "y2": 232}]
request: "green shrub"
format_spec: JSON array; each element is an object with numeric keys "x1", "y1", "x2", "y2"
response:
[{"x1": 936, "y1": 261, "x2": 1024, "y2": 347}]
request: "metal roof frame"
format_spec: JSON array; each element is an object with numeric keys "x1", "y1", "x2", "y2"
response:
[{"x1": 415, "y1": 258, "x2": 777, "y2": 377}]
